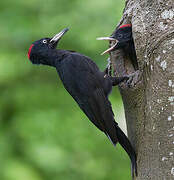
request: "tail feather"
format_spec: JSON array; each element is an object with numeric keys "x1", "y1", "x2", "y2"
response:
[
  {"x1": 106, "y1": 133, "x2": 117, "y2": 146},
  {"x1": 114, "y1": 123, "x2": 137, "y2": 177}
]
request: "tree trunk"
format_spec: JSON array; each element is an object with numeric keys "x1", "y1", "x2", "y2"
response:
[{"x1": 110, "y1": 0, "x2": 174, "y2": 179}]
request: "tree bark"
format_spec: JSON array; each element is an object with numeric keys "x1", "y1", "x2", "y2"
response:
[{"x1": 110, "y1": 0, "x2": 174, "y2": 179}]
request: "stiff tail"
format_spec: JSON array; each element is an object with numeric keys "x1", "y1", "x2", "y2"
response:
[{"x1": 114, "y1": 123, "x2": 137, "y2": 177}]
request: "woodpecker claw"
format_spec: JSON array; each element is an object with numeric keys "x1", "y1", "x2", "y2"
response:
[{"x1": 126, "y1": 70, "x2": 141, "y2": 87}]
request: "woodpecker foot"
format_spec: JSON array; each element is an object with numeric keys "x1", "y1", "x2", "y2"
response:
[
  {"x1": 110, "y1": 76, "x2": 129, "y2": 86},
  {"x1": 126, "y1": 70, "x2": 141, "y2": 87}
]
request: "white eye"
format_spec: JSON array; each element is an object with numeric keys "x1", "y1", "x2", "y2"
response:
[{"x1": 43, "y1": 40, "x2": 47, "y2": 44}]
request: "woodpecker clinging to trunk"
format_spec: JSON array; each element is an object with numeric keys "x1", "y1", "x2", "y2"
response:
[
  {"x1": 28, "y1": 28, "x2": 137, "y2": 177},
  {"x1": 97, "y1": 24, "x2": 138, "y2": 70}
]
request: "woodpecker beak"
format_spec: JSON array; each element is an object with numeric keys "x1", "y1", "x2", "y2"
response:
[
  {"x1": 49, "y1": 28, "x2": 69, "y2": 48},
  {"x1": 97, "y1": 37, "x2": 118, "y2": 55}
]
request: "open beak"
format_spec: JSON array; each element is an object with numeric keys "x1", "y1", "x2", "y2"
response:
[
  {"x1": 49, "y1": 28, "x2": 69, "y2": 48},
  {"x1": 97, "y1": 37, "x2": 118, "y2": 55}
]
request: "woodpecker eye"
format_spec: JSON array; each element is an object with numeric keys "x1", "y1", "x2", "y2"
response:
[
  {"x1": 43, "y1": 40, "x2": 47, "y2": 44},
  {"x1": 118, "y1": 34, "x2": 123, "y2": 39}
]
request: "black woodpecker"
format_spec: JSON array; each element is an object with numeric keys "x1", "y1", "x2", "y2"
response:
[
  {"x1": 28, "y1": 28, "x2": 137, "y2": 176},
  {"x1": 97, "y1": 24, "x2": 138, "y2": 70}
]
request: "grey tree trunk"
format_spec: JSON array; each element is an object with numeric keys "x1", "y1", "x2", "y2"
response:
[{"x1": 110, "y1": 0, "x2": 174, "y2": 179}]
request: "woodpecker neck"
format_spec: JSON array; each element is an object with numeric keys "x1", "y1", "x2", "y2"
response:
[
  {"x1": 31, "y1": 49, "x2": 67, "y2": 67},
  {"x1": 42, "y1": 49, "x2": 67, "y2": 67},
  {"x1": 39, "y1": 49, "x2": 56, "y2": 67}
]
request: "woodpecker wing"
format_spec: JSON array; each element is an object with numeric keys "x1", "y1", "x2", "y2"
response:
[
  {"x1": 56, "y1": 53, "x2": 118, "y2": 145},
  {"x1": 87, "y1": 88, "x2": 118, "y2": 145}
]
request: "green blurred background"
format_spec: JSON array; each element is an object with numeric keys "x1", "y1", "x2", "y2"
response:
[{"x1": 0, "y1": 0, "x2": 132, "y2": 179}]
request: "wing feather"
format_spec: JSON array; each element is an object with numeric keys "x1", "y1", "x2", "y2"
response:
[{"x1": 57, "y1": 54, "x2": 118, "y2": 144}]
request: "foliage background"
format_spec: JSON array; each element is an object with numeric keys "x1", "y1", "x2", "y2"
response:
[{"x1": 0, "y1": 0, "x2": 132, "y2": 179}]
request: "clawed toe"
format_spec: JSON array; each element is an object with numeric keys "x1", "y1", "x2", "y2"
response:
[
  {"x1": 125, "y1": 70, "x2": 140, "y2": 87},
  {"x1": 126, "y1": 76, "x2": 133, "y2": 87}
]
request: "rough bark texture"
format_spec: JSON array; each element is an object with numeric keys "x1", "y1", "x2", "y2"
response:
[{"x1": 110, "y1": 0, "x2": 174, "y2": 179}]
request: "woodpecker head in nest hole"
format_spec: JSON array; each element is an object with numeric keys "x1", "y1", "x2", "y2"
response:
[
  {"x1": 97, "y1": 24, "x2": 133, "y2": 55},
  {"x1": 97, "y1": 24, "x2": 138, "y2": 70}
]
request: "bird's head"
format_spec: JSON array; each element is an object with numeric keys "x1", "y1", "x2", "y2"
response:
[
  {"x1": 28, "y1": 28, "x2": 69, "y2": 64},
  {"x1": 97, "y1": 24, "x2": 132, "y2": 55}
]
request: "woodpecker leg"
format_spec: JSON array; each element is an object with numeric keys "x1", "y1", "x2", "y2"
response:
[
  {"x1": 110, "y1": 70, "x2": 141, "y2": 87},
  {"x1": 110, "y1": 76, "x2": 129, "y2": 86}
]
